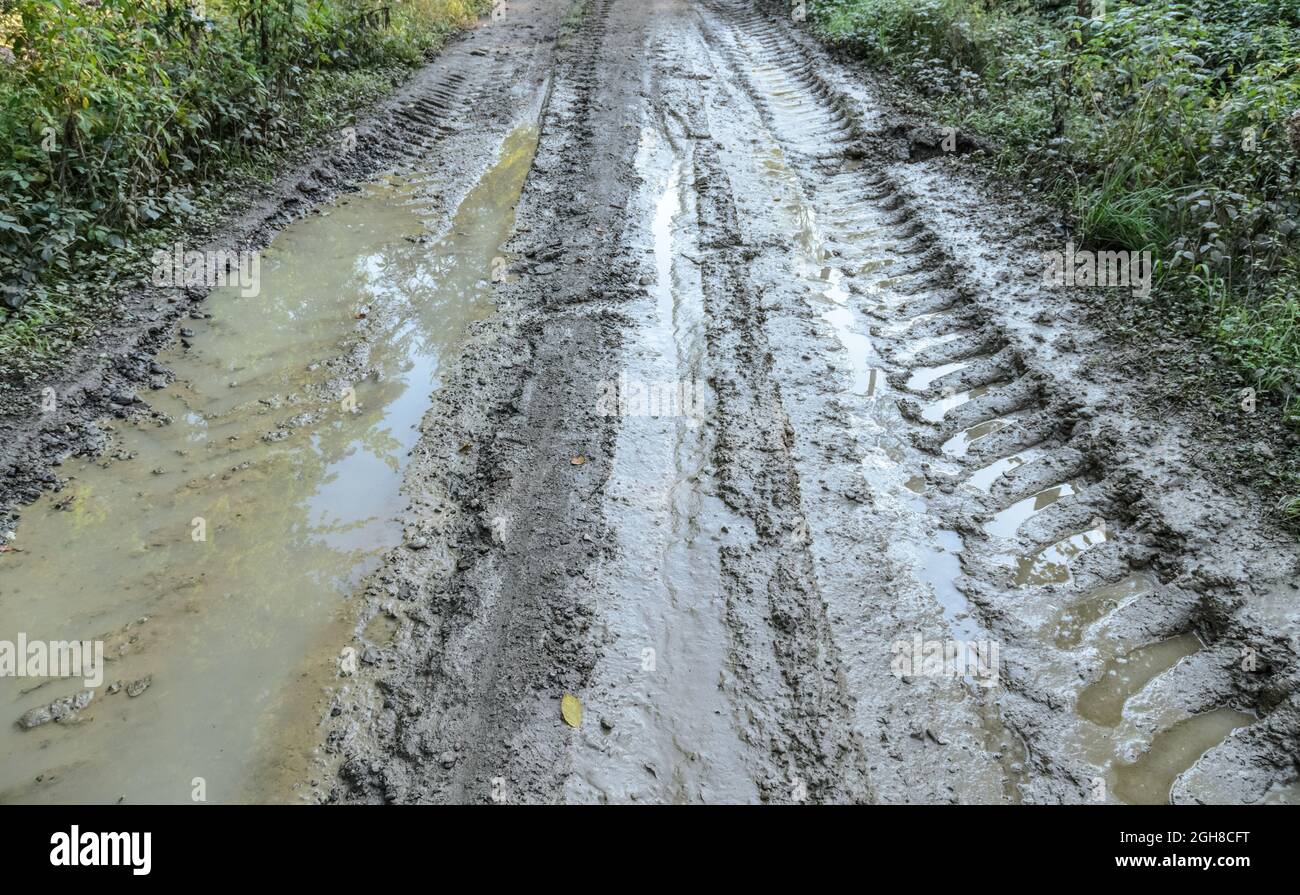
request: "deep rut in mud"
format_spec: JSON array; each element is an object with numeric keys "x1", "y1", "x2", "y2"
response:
[{"x1": 3, "y1": 0, "x2": 1299, "y2": 806}]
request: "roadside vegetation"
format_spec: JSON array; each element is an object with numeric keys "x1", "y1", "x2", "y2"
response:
[
  {"x1": 0, "y1": 0, "x2": 486, "y2": 358},
  {"x1": 810, "y1": 0, "x2": 1300, "y2": 516}
]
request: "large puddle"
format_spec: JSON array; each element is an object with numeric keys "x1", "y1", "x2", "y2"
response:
[{"x1": 0, "y1": 125, "x2": 538, "y2": 803}]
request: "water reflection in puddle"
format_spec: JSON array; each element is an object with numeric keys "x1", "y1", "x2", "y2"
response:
[
  {"x1": 942, "y1": 417, "x2": 1010, "y2": 459},
  {"x1": 985, "y1": 482, "x2": 1074, "y2": 539},
  {"x1": 905, "y1": 361, "x2": 967, "y2": 393},
  {"x1": 921, "y1": 384, "x2": 991, "y2": 423},
  {"x1": 966, "y1": 449, "x2": 1041, "y2": 493},
  {"x1": 1013, "y1": 524, "x2": 1109, "y2": 586},
  {"x1": 0, "y1": 125, "x2": 539, "y2": 804},
  {"x1": 917, "y1": 529, "x2": 981, "y2": 642}
]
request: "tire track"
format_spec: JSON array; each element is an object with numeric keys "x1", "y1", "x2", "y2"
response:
[
  {"x1": 330, "y1": 0, "x2": 1300, "y2": 805},
  {"x1": 332, "y1": 0, "x2": 662, "y2": 805},
  {"x1": 696, "y1": 0, "x2": 1300, "y2": 804}
]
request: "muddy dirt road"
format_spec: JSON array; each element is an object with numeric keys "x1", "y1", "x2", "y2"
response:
[{"x1": 3, "y1": 0, "x2": 1299, "y2": 805}]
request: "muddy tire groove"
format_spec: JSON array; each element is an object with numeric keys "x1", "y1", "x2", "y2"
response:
[
  {"x1": 691, "y1": 131, "x2": 875, "y2": 803},
  {"x1": 691, "y1": 0, "x2": 1300, "y2": 804},
  {"x1": 332, "y1": 0, "x2": 658, "y2": 804}
]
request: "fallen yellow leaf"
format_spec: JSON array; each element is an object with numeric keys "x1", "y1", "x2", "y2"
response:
[
  {"x1": 570, "y1": 455, "x2": 586, "y2": 466},
  {"x1": 561, "y1": 693, "x2": 583, "y2": 728}
]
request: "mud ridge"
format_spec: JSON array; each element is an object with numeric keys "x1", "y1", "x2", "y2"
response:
[{"x1": 330, "y1": 0, "x2": 654, "y2": 804}]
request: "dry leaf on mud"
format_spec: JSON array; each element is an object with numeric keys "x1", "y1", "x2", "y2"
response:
[
  {"x1": 561, "y1": 693, "x2": 583, "y2": 728},
  {"x1": 570, "y1": 455, "x2": 587, "y2": 466}
]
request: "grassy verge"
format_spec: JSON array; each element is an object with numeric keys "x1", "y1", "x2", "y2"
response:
[
  {"x1": 809, "y1": 0, "x2": 1300, "y2": 517},
  {"x1": 0, "y1": 0, "x2": 487, "y2": 364}
]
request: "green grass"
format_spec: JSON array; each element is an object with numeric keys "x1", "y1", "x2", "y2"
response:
[
  {"x1": 1282, "y1": 495, "x2": 1300, "y2": 519},
  {"x1": 1212, "y1": 278, "x2": 1300, "y2": 397},
  {"x1": 1073, "y1": 168, "x2": 1171, "y2": 256}
]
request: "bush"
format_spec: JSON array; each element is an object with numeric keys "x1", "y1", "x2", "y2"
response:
[
  {"x1": 810, "y1": 0, "x2": 1300, "y2": 409},
  {"x1": 0, "y1": 0, "x2": 483, "y2": 322}
]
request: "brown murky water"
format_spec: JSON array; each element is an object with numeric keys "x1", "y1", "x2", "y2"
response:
[
  {"x1": 1051, "y1": 573, "x2": 1152, "y2": 649},
  {"x1": 0, "y1": 125, "x2": 537, "y2": 804},
  {"x1": 1111, "y1": 707, "x2": 1255, "y2": 804},
  {"x1": 1064, "y1": 629, "x2": 1256, "y2": 804},
  {"x1": 1076, "y1": 633, "x2": 1201, "y2": 728}
]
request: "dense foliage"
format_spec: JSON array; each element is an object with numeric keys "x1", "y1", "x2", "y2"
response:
[
  {"x1": 0, "y1": 0, "x2": 483, "y2": 334},
  {"x1": 812, "y1": 0, "x2": 1300, "y2": 422}
]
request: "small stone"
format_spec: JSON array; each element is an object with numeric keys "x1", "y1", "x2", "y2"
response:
[
  {"x1": 339, "y1": 647, "x2": 358, "y2": 677},
  {"x1": 18, "y1": 689, "x2": 94, "y2": 729},
  {"x1": 17, "y1": 706, "x2": 53, "y2": 729}
]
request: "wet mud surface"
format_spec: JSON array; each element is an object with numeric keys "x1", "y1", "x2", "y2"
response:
[{"x1": 3, "y1": 0, "x2": 1299, "y2": 804}]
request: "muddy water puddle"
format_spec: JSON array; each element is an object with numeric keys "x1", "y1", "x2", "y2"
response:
[
  {"x1": 942, "y1": 417, "x2": 1012, "y2": 459},
  {"x1": 1051, "y1": 573, "x2": 1153, "y2": 649},
  {"x1": 985, "y1": 482, "x2": 1075, "y2": 539},
  {"x1": 1062, "y1": 627, "x2": 1255, "y2": 804},
  {"x1": 921, "y1": 384, "x2": 992, "y2": 423},
  {"x1": 966, "y1": 449, "x2": 1043, "y2": 493},
  {"x1": 1011, "y1": 524, "x2": 1109, "y2": 586},
  {"x1": 1076, "y1": 633, "x2": 1201, "y2": 728},
  {"x1": 916, "y1": 530, "x2": 981, "y2": 642},
  {"x1": 1111, "y1": 708, "x2": 1255, "y2": 804},
  {"x1": 0, "y1": 125, "x2": 538, "y2": 803},
  {"x1": 905, "y1": 361, "x2": 967, "y2": 393}
]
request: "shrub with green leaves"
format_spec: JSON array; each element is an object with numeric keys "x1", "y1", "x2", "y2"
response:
[
  {"x1": 0, "y1": 0, "x2": 484, "y2": 325},
  {"x1": 811, "y1": 0, "x2": 1300, "y2": 410}
]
